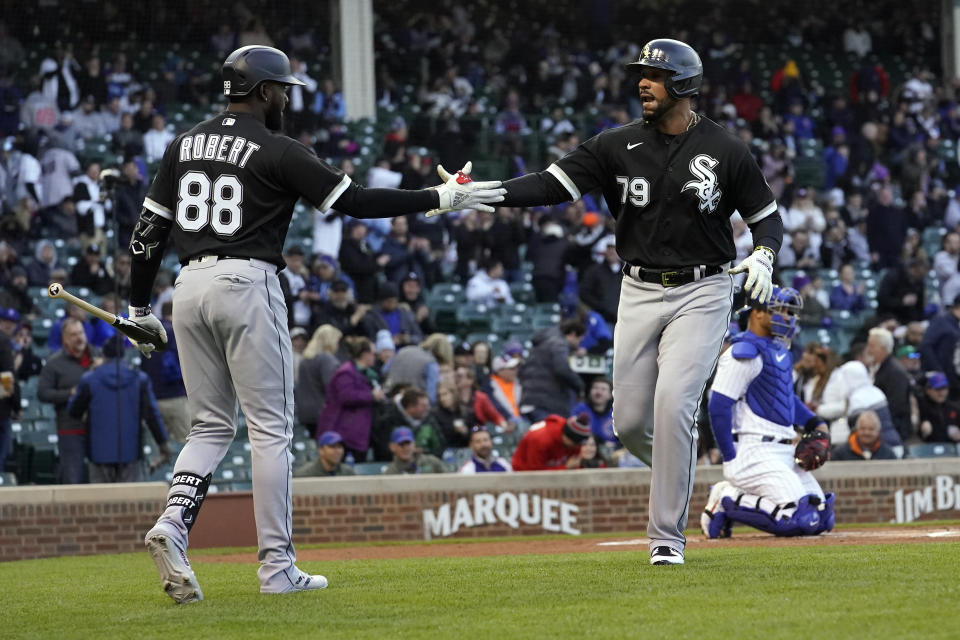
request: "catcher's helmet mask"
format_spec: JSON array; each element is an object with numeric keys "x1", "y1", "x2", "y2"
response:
[
  {"x1": 222, "y1": 45, "x2": 305, "y2": 98},
  {"x1": 624, "y1": 38, "x2": 703, "y2": 100},
  {"x1": 739, "y1": 286, "x2": 803, "y2": 346}
]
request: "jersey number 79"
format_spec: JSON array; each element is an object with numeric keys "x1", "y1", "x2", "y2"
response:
[
  {"x1": 176, "y1": 171, "x2": 244, "y2": 235},
  {"x1": 615, "y1": 175, "x2": 650, "y2": 207}
]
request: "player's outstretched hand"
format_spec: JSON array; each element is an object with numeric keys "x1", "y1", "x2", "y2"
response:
[
  {"x1": 128, "y1": 306, "x2": 168, "y2": 359},
  {"x1": 426, "y1": 161, "x2": 506, "y2": 217},
  {"x1": 729, "y1": 246, "x2": 775, "y2": 304}
]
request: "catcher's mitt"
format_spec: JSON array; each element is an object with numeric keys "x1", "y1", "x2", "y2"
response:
[{"x1": 794, "y1": 430, "x2": 830, "y2": 471}]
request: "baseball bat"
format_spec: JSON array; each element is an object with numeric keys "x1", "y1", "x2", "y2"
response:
[{"x1": 47, "y1": 282, "x2": 167, "y2": 351}]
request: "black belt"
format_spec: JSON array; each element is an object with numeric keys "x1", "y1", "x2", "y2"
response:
[
  {"x1": 733, "y1": 434, "x2": 794, "y2": 445},
  {"x1": 621, "y1": 263, "x2": 723, "y2": 287},
  {"x1": 182, "y1": 255, "x2": 278, "y2": 272}
]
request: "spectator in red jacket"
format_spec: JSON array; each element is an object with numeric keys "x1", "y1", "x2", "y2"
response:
[{"x1": 512, "y1": 412, "x2": 591, "y2": 471}]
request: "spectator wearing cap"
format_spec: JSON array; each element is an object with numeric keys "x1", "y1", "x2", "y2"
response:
[
  {"x1": 383, "y1": 426, "x2": 447, "y2": 475},
  {"x1": 920, "y1": 296, "x2": 960, "y2": 393},
  {"x1": 278, "y1": 245, "x2": 313, "y2": 329},
  {"x1": 896, "y1": 345, "x2": 923, "y2": 386},
  {"x1": 520, "y1": 319, "x2": 586, "y2": 422},
  {"x1": 306, "y1": 253, "x2": 354, "y2": 305},
  {"x1": 571, "y1": 377, "x2": 617, "y2": 447},
  {"x1": 372, "y1": 387, "x2": 444, "y2": 461},
  {"x1": 466, "y1": 257, "x2": 514, "y2": 306},
  {"x1": 876, "y1": 256, "x2": 928, "y2": 324},
  {"x1": 579, "y1": 239, "x2": 622, "y2": 324},
  {"x1": 360, "y1": 281, "x2": 422, "y2": 348},
  {"x1": 383, "y1": 333, "x2": 451, "y2": 405},
  {"x1": 831, "y1": 410, "x2": 898, "y2": 461},
  {"x1": 917, "y1": 372, "x2": 960, "y2": 444},
  {"x1": 311, "y1": 279, "x2": 368, "y2": 337},
  {"x1": 317, "y1": 336, "x2": 386, "y2": 461},
  {"x1": 512, "y1": 412, "x2": 591, "y2": 471},
  {"x1": 399, "y1": 271, "x2": 432, "y2": 334},
  {"x1": 295, "y1": 325, "x2": 343, "y2": 438},
  {"x1": 867, "y1": 327, "x2": 915, "y2": 444},
  {"x1": 459, "y1": 427, "x2": 512, "y2": 473},
  {"x1": 829, "y1": 263, "x2": 868, "y2": 313},
  {"x1": 68, "y1": 335, "x2": 170, "y2": 483},
  {"x1": 485, "y1": 353, "x2": 524, "y2": 423},
  {"x1": 294, "y1": 431, "x2": 356, "y2": 477},
  {"x1": 453, "y1": 341, "x2": 474, "y2": 370},
  {"x1": 69, "y1": 243, "x2": 114, "y2": 296}
]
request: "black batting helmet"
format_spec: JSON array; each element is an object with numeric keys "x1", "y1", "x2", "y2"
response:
[
  {"x1": 625, "y1": 38, "x2": 703, "y2": 99},
  {"x1": 221, "y1": 45, "x2": 305, "y2": 98}
]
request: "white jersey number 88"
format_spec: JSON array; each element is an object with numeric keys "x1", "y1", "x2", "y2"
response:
[{"x1": 176, "y1": 171, "x2": 243, "y2": 235}]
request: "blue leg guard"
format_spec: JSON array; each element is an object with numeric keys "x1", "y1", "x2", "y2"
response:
[{"x1": 721, "y1": 494, "x2": 824, "y2": 537}]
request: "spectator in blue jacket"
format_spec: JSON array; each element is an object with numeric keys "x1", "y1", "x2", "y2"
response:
[
  {"x1": 49, "y1": 304, "x2": 112, "y2": 350},
  {"x1": 139, "y1": 301, "x2": 189, "y2": 442},
  {"x1": 920, "y1": 297, "x2": 960, "y2": 393},
  {"x1": 829, "y1": 263, "x2": 868, "y2": 313},
  {"x1": 571, "y1": 377, "x2": 618, "y2": 448},
  {"x1": 67, "y1": 335, "x2": 170, "y2": 482}
]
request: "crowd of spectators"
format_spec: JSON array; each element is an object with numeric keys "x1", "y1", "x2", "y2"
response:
[{"x1": 1, "y1": 0, "x2": 959, "y2": 483}]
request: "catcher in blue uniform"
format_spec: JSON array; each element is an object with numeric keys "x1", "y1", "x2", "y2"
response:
[{"x1": 701, "y1": 286, "x2": 834, "y2": 538}]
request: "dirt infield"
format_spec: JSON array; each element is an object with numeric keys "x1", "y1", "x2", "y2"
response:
[{"x1": 198, "y1": 526, "x2": 960, "y2": 564}]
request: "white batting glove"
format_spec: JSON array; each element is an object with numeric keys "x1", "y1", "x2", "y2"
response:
[
  {"x1": 729, "y1": 246, "x2": 775, "y2": 304},
  {"x1": 128, "y1": 306, "x2": 168, "y2": 359},
  {"x1": 425, "y1": 161, "x2": 506, "y2": 218}
]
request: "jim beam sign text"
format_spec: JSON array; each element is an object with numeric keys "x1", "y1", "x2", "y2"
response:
[
  {"x1": 894, "y1": 475, "x2": 960, "y2": 523},
  {"x1": 423, "y1": 492, "x2": 580, "y2": 540}
]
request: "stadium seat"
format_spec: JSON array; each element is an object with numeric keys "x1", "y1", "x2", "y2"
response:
[
  {"x1": 907, "y1": 443, "x2": 959, "y2": 458},
  {"x1": 456, "y1": 304, "x2": 495, "y2": 333}
]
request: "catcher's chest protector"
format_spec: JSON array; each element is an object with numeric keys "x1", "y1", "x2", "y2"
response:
[{"x1": 737, "y1": 335, "x2": 795, "y2": 425}]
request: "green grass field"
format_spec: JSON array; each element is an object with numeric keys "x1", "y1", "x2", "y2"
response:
[{"x1": 2, "y1": 539, "x2": 959, "y2": 639}]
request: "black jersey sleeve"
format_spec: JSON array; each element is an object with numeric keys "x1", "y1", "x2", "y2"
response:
[
  {"x1": 142, "y1": 134, "x2": 180, "y2": 221},
  {"x1": 331, "y1": 182, "x2": 438, "y2": 218},
  {"x1": 732, "y1": 145, "x2": 778, "y2": 226},
  {"x1": 499, "y1": 171, "x2": 575, "y2": 208},
  {"x1": 277, "y1": 140, "x2": 354, "y2": 212},
  {"x1": 550, "y1": 135, "x2": 609, "y2": 201}
]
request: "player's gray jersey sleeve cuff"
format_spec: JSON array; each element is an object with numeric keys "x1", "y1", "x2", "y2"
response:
[
  {"x1": 143, "y1": 197, "x2": 173, "y2": 221},
  {"x1": 319, "y1": 174, "x2": 352, "y2": 212},
  {"x1": 546, "y1": 164, "x2": 581, "y2": 201},
  {"x1": 742, "y1": 200, "x2": 777, "y2": 224}
]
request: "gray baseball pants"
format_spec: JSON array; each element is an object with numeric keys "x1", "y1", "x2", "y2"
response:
[
  {"x1": 151, "y1": 256, "x2": 299, "y2": 591},
  {"x1": 612, "y1": 268, "x2": 732, "y2": 555}
]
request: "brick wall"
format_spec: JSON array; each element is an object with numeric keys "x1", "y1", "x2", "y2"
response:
[{"x1": 2, "y1": 461, "x2": 959, "y2": 562}]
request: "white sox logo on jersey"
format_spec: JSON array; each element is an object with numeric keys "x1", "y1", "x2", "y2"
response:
[{"x1": 681, "y1": 154, "x2": 722, "y2": 214}]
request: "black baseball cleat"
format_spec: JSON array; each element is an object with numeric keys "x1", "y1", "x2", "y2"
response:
[{"x1": 649, "y1": 545, "x2": 684, "y2": 565}]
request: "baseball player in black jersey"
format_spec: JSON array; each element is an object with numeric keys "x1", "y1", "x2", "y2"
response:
[
  {"x1": 484, "y1": 39, "x2": 783, "y2": 565},
  {"x1": 130, "y1": 45, "x2": 505, "y2": 603}
]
